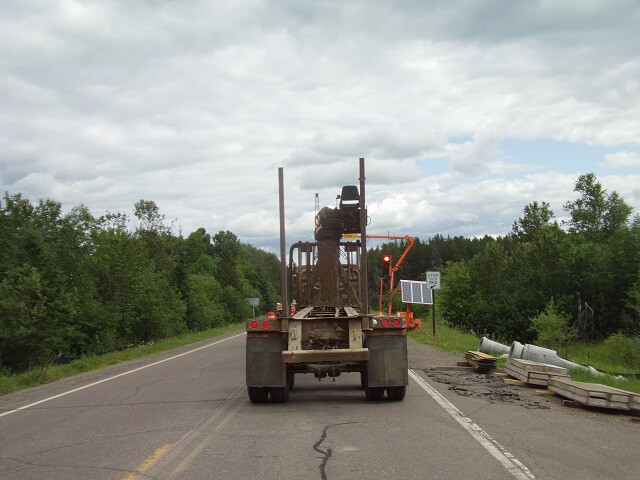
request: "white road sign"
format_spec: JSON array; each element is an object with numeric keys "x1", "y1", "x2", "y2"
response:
[
  {"x1": 247, "y1": 298, "x2": 260, "y2": 307},
  {"x1": 426, "y1": 271, "x2": 441, "y2": 290}
]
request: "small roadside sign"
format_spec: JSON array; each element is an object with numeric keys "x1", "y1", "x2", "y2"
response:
[
  {"x1": 247, "y1": 298, "x2": 259, "y2": 307},
  {"x1": 247, "y1": 298, "x2": 259, "y2": 319},
  {"x1": 426, "y1": 271, "x2": 441, "y2": 290}
]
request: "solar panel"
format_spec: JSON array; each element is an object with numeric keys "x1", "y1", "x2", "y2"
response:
[{"x1": 400, "y1": 280, "x2": 433, "y2": 304}]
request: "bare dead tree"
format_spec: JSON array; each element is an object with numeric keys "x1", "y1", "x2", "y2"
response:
[{"x1": 574, "y1": 292, "x2": 595, "y2": 341}]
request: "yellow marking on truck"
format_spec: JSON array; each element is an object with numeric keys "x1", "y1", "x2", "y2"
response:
[{"x1": 122, "y1": 443, "x2": 171, "y2": 480}]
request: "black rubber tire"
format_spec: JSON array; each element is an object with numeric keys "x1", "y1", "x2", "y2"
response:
[
  {"x1": 387, "y1": 386, "x2": 406, "y2": 401},
  {"x1": 270, "y1": 386, "x2": 290, "y2": 403},
  {"x1": 364, "y1": 386, "x2": 385, "y2": 401},
  {"x1": 248, "y1": 387, "x2": 269, "y2": 403},
  {"x1": 287, "y1": 370, "x2": 295, "y2": 391}
]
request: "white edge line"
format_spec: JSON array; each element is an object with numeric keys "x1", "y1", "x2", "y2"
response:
[
  {"x1": 0, "y1": 332, "x2": 246, "y2": 419},
  {"x1": 409, "y1": 368, "x2": 536, "y2": 480}
]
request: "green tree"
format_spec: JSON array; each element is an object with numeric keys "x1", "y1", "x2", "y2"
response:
[
  {"x1": 0, "y1": 265, "x2": 50, "y2": 370},
  {"x1": 512, "y1": 201, "x2": 555, "y2": 241},
  {"x1": 529, "y1": 299, "x2": 576, "y2": 350},
  {"x1": 621, "y1": 276, "x2": 640, "y2": 336},
  {"x1": 563, "y1": 173, "x2": 633, "y2": 239}
]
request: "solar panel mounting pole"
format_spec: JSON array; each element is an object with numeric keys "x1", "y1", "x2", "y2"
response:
[{"x1": 431, "y1": 285, "x2": 436, "y2": 336}]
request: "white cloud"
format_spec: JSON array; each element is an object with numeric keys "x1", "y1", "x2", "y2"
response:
[
  {"x1": 602, "y1": 151, "x2": 640, "y2": 168},
  {"x1": 1, "y1": 0, "x2": 639, "y2": 246}
]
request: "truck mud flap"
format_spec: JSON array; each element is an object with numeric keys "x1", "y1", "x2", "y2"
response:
[
  {"x1": 366, "y1": 335, "x2": 408, "y2": 388},
  {"x1": 246, "y1": 336, "x2": 286, "y2": 388}
]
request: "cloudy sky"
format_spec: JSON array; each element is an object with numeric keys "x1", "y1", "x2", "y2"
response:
[{"x1": 2, "y1": 0, "x2": 639, "y2": 251}]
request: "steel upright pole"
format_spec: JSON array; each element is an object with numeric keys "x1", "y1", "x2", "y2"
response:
[
  {"x1": 278, "y1": 167, "x2": 289, "y2": 314},
  {"x1": 359, "y1": 158, "x2": 368, "y2": 314}
]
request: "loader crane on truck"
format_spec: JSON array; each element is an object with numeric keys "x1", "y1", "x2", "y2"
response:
[{"x1": 246, "y1": 159, "x2": 409, "y2": 403}]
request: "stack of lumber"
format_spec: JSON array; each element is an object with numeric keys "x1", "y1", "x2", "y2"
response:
[
  {"x1": 465, "y1": 351, "x2": 497, "y2": 372},
  {"x1": 548, "y1": 377, "x2": 640, "y2": 411},
  {"x1": 505, "y1": 358, "x2": 569, "y2": 386}
]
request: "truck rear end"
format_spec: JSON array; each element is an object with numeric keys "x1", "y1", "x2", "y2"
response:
[{"x1": 246, "y1": 159, "x2": 408, "y2": 402}]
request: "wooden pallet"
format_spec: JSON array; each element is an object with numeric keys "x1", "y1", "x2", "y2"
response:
[
  {"x1": 505, "y1": 358, "x2": 569, "y2": 386},
  {"x1": 465, "y1": 350, "x2": 497, "y2": 372},
  {"x1": 548, "y1": 377, "x2": 640, "y2": 411}
]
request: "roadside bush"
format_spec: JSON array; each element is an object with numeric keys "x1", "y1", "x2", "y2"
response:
[
  {"x1": 601, "y1": 333, "x2": 640, "y2": 369},
  {"x1": 530, "y1": 300, "x2": 576, "y2": 350}
]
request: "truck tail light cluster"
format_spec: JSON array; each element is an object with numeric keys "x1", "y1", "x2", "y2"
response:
[
  {"x1": 249, "y1": 320, "x2": 272, "y2": 330},
  {"x1": 375, "y1": 317, "x2": 404, "y2": 328}
]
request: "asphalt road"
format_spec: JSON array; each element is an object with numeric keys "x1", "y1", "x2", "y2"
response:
[{"x1": 0, "y1": 331, "x2": 638, "y2": 480}]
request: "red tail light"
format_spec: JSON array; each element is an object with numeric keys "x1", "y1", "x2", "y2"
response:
[
  {"x1": 381, "y1": 318, "x2": 390, "y2": 327},
  {"x1": 392, "y1": 318, "x2": 401, "y2": 327},
  {"x1": 250, "y1": 321, "x2": 259, "y2": 329},
  {"x1": 261, "y1": 321, "x2": 270, "y2": 330}
]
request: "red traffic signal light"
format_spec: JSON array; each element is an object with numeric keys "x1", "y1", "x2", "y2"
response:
[{"x1": 382, "y1": 254, "x2": 391, "y2": 264}]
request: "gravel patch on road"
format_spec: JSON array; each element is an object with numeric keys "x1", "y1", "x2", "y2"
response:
[
  {"x1": 409, "y1": 338, "x2": 554, "y2": 409},
  {"x1": 409, "y1": 338, "x2": 640, "y2": 422}
]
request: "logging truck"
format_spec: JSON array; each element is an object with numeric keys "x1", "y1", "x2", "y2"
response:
[{"x1": 246, "y1": 159, "x2": 408, "y2": 402}]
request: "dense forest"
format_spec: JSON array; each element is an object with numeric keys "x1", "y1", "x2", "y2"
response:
[
  {"x1": 370, "y1": 173, "x2": 640, "y2": 344},
  {"x1": 0, "y1": 195, "x2": 281, "y2": 373},
  {"x1": 2, "y1": 172, "x2": 639, "y2": 374}
]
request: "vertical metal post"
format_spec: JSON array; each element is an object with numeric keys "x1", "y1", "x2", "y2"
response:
[
  {"x1": 278, "y1": 167, "x2": 289, "y2": 314},
  {"x1": 432, "y1": 287, "x2": 436, "y2": 336},
  {"x1": 359, "y1": 158, "x2": 368, "y2": 314},
  {"x1": 387, "y1": 262, "x2": 394, "y2": 317}
]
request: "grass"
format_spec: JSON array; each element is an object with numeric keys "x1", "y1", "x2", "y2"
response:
[
  {"x1": 0, "y1": 322, "x2": 244, "y2": 397},
  {"x1": 408, "y1": 317, "x2": 479, "y2": 353},
  {"x1": 570, "y1": 367, "x2": 640, "y2": 395},
  {"x1": 560, "y1": 341, "x2": 640, "y2": 375}
]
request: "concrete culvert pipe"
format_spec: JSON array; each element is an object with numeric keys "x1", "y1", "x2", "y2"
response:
[
  {"x1": 478, "y1": 337, "x2": 510, "y2": 355},
  {"x1": 509, "y1": 341, "x2": 524, "y2": 360},
  {"x1": 509, "y1": 341, "x2": 582, "y2": 370}
]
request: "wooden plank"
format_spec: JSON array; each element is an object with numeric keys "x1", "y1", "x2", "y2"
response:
[
  {"x1": 508, "y1": 358, "x2": 568, "y2": 375},
  {"x1": 466, "y1": 350, "x2": 496, "y2": 360},
  {"x1": 535, "y1": 389, "x2": 556, "y2": 396},
  {"x1": 548, "y1": 377, "x2": 640, "y2": 411},
  {"x1": 503, "y1": 378, "x2": 527, "y2": 386},
  {"x1": 505, "y1": 369, "x2": 526, "y2": 383}
]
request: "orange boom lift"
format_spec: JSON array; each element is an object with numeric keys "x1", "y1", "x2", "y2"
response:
[{"x1": 366, "y1": 235, "x2": 422, "y2": 329}]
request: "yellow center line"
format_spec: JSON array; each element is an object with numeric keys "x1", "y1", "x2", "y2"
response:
[{"x1": 122, "y1": 443, "x2": 172, "y2": 480}]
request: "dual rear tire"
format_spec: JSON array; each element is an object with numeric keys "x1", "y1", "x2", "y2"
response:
[
  {"x1": 247, "y1": 386, "x2": 290, "y2": 403},
  {"x1": 364, "y1": 385, "x2": 406, "y2": 401},
  {"x1": 248, "y1": 371, "x2": 294, "y2": 404}
]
